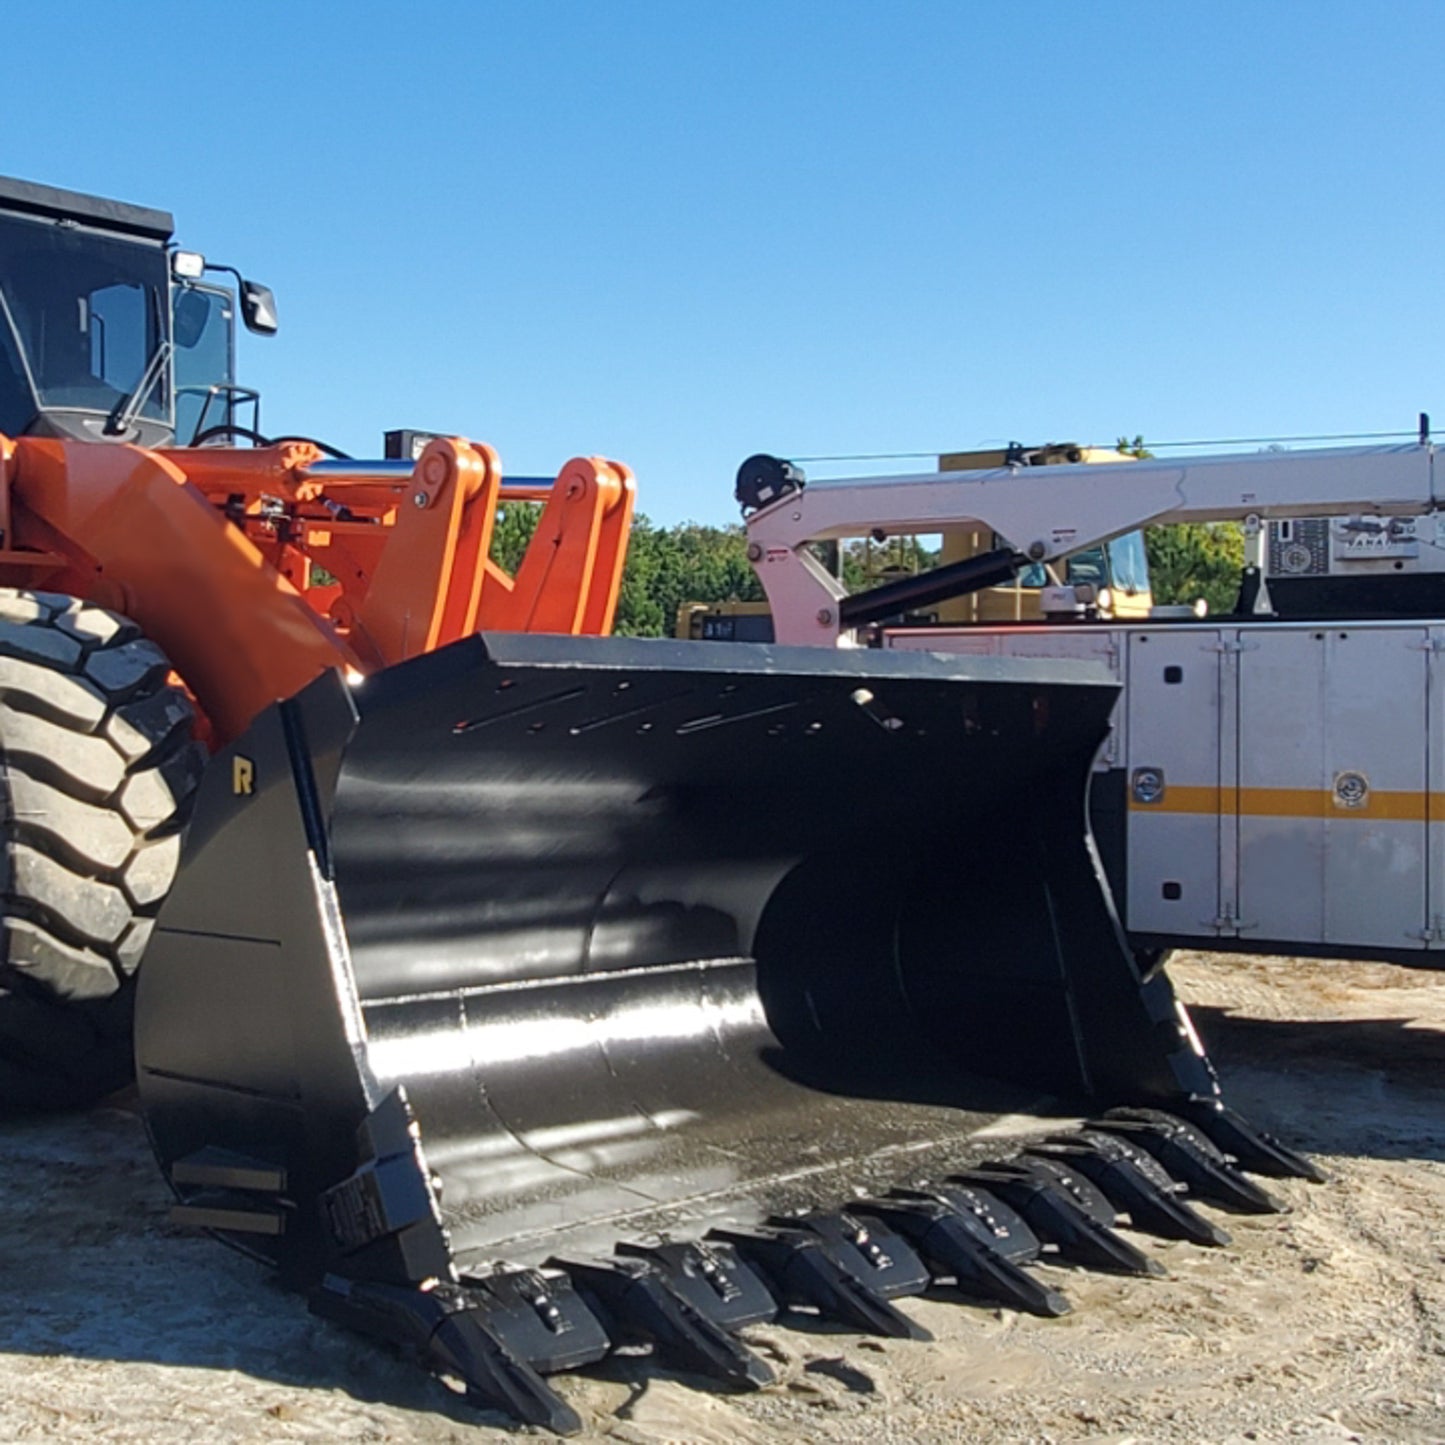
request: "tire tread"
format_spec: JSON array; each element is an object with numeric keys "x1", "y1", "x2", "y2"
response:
[{"x1": 0, "y1": 591, "x2": 202, "y2": 1110}]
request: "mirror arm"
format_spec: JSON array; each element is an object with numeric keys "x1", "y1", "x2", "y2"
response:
[{"x1": 202, "y1": 262, "x2": 278, "y2": 336}]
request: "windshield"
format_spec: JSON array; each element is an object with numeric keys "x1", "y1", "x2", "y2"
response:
[
  {"x1": 1009, "y1": 534, "x2": 1149, "y2": 594},
  {"x1": 1064, "y1": 545, "x2": 1108, "y2": 587},
  {"x1": 173, "y1": 284, "x2": 235, "y2": 443},
  {"x1": 0, "y1": 210, "x2": 169, "y2": 423},
  {"x1": 1106, "y1": 530, "x2": 1150, "y2": 594}
]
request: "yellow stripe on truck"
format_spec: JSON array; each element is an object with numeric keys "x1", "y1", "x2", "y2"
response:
[{"x1": 1129, "y1": 786, "x2": 1434, "y2": 821}]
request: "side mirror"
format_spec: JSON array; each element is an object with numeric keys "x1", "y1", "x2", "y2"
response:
[{"x1": 239, "y1": 280, "x2": 278, "y2": 336}]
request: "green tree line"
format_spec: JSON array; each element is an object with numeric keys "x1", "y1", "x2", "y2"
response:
[{"x1": 490, "y1": 504, "x2": 763, "y2": 636}]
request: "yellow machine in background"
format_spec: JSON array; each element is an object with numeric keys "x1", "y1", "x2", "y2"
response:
[
  {"x1": 675, "y1": 598, "x2": 775, "y2": 641},
  {"x1": 934, "y1": 443, "x2": 1153, "y2": 623}
]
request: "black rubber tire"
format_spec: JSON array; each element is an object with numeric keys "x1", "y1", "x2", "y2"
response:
[{"x1": 0, "y1": 590, "x2": 205, "y2": 1111}]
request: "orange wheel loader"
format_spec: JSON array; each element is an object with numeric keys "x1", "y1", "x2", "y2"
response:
[{"x1": 0, "y1": 177, "x2": 1317, "y2": 1434}]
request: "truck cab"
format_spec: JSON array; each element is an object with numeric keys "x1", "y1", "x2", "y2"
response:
[{"x1": 0, "y1": 175, "x2": 274, "y2": 449}]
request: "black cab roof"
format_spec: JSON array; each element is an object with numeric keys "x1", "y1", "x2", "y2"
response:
[{"x1": 0, "y1": 175, "x2": 174, "y2": 243}]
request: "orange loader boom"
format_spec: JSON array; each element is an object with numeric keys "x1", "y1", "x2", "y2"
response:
[{"x1": 0, "y1": 434, "x2": 635, "y2": 742}]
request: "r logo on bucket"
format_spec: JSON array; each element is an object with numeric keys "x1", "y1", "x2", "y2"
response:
[{"x1": 233, "y1": 756, "x2": 256, "y2": 796}]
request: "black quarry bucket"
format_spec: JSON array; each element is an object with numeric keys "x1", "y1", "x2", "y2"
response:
[{"x1": 135, "y1": 635, "x2": 1221, "y2": 1429}]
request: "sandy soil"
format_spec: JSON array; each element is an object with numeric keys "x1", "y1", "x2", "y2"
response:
[{"x1": 1, "y1": 951, "x2": 1442, "y2": 1443}]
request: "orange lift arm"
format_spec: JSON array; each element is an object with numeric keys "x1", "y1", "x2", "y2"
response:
[
  {"x1": 481, "y1": 457, "x2": 636, "y2": 634},
  {"x1": 5, "y1": 437, "x2": 359, "y2": 741},
  {"x1": 0, "y1": 434, "x2": 636, "y2": 745}
]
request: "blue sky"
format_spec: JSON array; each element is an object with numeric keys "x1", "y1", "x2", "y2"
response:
[{"x1": 4, "y1": 1, "x2": 1441, "y2": 523}]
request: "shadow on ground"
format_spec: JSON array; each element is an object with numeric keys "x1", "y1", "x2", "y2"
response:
[
  {"x1": 1189, "y1": 1004, "x2": 1445, "y2": 1164},
  {"x1": 0, "y1": 1102, "x2": 513, "y2": 1431}
]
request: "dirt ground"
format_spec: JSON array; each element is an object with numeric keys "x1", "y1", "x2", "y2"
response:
[{"x1": 1, "y1": 951, "x2": 1442, "y2": 1444}]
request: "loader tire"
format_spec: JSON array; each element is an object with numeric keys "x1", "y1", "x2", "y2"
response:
[{"x1": 0, "y1": 591, "x2": 205, "y2": 1111}]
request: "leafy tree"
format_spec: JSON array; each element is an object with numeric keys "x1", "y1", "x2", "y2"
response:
[
  {"x1": 613, "y1": 517, "x2": 764, "y2": 636},
  {"x1": 839, "y1": 535, "x2": 937, "y2": 592},
  {"x1": 1119, "y1": 435, "x2": 1245, "y2": 615},
  {"x1": 1144, "y1": 523, "x2": 1245, "y2": 614},
  {"x1": 490, "y1": 506, "x2": 762, "y2": 637},
  {"x1": 489, "y1": 502, "x2": 542, "y2": 574},
  {"x1": 610, "y1": 523, "x2": 935, "y2": 637}
]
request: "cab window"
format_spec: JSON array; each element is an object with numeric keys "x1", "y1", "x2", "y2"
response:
[
  {"x1": 172, "y1": 284, "x2": 234, "y2": 443},
  {"x1": 1106, "y1": 531, "x2": 1150, "y2": 594}
]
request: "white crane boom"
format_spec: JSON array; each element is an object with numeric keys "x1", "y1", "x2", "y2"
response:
[{"x1": 743, "y1": 443, "x2": 1439, "y2": 644}]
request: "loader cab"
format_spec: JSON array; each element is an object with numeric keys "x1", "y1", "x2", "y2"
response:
[
  {"x1": 0, "y1": 177, "x2": 175, "y2": 446},
  {"x1": 0, "y1": 175, "x2": 274, "y2": 448}
]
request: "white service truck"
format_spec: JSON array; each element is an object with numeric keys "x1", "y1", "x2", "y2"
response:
[{"x1": 738, "y1": 441, "x2": 1445, "y2": 966}]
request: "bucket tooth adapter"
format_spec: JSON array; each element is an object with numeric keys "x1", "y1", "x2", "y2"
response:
[
  {"x1": 946, "y1": 1159, "x2": 1166, "y2": 1278},
  {"x1": 707, "y1": 1222, "x2": 930, "y2": 1339},
  {"x1": 1029, "y1": 1130, "x2": 1233, "y2": 1246},
  {"x1": 1093, "y1": 1108, "x2": 1287, "y2": 1213},
  {"x1": 136, "y1": 633, "x2": 1291, "y2": 1429},
  {"x1": 548, "y1": 1251, "x2": 777, "y2": 1391},
  {"x1": 855, "y1": 1186, "x2": 1073, "y2": 1317}
]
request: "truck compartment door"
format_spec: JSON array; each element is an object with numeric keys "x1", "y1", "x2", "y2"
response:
[
  {"x1": 1237, "y1": 627, "x2": 1429, "y2": 951},
  {"x1": 1124, "y1": 631, "x2": 1225, "y2": 939}
]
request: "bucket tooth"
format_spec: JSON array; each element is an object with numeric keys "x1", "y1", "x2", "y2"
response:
[
  {"x1": 856, "y1": 1195, "x2": 1071, "y2": 1317},
  {"x1": 707, "y1": 1226, "x2": 930, "y2": 1340},
  {"x1": 951, "y1": 1163, "x2": 1165, "y2": 1278},
  {"x1": 921, "y1": 1181, "x2": 1043, "y2": 1264},
  {"x1": 1095, "y1": 1109, "x2": 1285, "y2": 1213},
  {"x1": 309, "y1": 1270, "x2": 607, "y2": 1436},
  {"x1": 1179, "y1": 1101, "x2": 1327, "y2": 1183},
  {"x1": 457, "y1": 1267, "x2": 614, "y2": 1372},
  {"x1": 1001, "y1": 1155, "x2": 1119, "y2": 1226},
  {"x1": 768, "y1": 1209, "x2": 931, "y2": 1299},
  {"x1": 554, "y1": 1256, "x2": 775, "y2": 1390},
  {"x1": 614, "y1": 1240, "x2": 778, "y2": 1331},
  {"x1": 1031, "y1": 1133, "x2": 1231, "y2": 1247}
]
